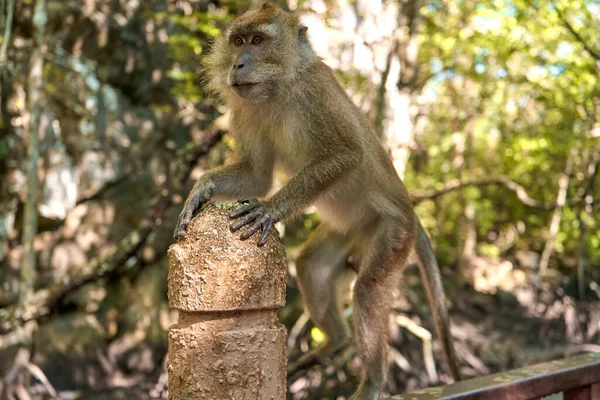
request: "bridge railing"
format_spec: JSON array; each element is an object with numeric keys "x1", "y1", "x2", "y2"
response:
[{"x1": 391, "y1": 352, "x2": 600, "y2": 400}]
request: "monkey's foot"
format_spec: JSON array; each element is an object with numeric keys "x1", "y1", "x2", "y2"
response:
[{"x1": 349, "y1": 380, "x2": 383, "y2": 400}]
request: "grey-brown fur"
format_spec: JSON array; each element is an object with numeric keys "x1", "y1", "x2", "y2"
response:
[{"x1": 173, "y1": 3, "x2": 461, "y2": 398}]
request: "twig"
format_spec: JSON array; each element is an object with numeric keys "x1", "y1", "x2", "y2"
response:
[
  {"x1": 2, "y1": 330, "x2": 58, "y2": 400},
  {"x1": 538, "y1": 150, "x2": 575, "y2": 274},
  {"x1": 24, "y1": 363, "x2": 57, "y2": 398},
  {"x1": 14, "y1": 385, "x2": 32, "y2": 400},
  {"x1": 287, "y1": 311, "x2": 310, "y2": 352},
  {"x1": 388, "y1": 347, "x2": 411, "y2": 372},
  {"x1": 75, "y1": 176, "x2": 128, "y2": 205},
  {"x1": 460, "y1": 346, "x2": 489, "y2": 375},
  {"x1": 395, "y1": 314, "x2": 438, "y2": 383}
]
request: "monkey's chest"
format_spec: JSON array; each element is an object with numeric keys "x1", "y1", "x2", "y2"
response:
[{"x1": 271, "y1": 134, "x2": 310, "y2": 174}]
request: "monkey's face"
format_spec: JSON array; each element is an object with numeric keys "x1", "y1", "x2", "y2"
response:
[
  {"x1": 204, "y1": 4, "x2": 311, "y2": 103},
  {"x1": 225, "y1": 28, "x2": 281, "y2": 101}
]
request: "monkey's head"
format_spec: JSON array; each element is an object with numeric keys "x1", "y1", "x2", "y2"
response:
[{"x1": 205, "y1": 2, "x2": 314, "y2": 103}]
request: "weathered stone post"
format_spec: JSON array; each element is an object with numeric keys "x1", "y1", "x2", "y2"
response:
[{"x1": 167, "y1": 202, "x2": 287, "y2": 399}]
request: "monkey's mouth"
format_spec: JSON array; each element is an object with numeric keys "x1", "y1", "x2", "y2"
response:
[{"x1": 232, "y1": 82, "x2": 259, "y2": 88}]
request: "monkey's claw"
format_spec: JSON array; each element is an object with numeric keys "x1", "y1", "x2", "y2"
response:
[
  {"x1": 230, "y1": 198, "x2": 277, "y2": 246},
  {"x1": 173, "y1": 182, "x2": 214, "y2": 240},
  {"x1": 173, "y1": 206, "x2": 196, "y2": 240}
]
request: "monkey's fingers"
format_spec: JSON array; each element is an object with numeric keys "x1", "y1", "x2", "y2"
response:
[
  {"x1": 237, "y1": 198, "x2": 255, "y2": 205},
  {"x1": 230, "y1": 209, "x2": 263, "y2": 232},
  {"x1": 240, "y1": 215, "x2": 269, "y2": 241},
  {"x1": 173, "y1": 210, "x2": 192, "y2": 240},
  {"x1": 173, "y1": 193, "x2": 206, "y2": 240},
  {"x1": 173, "y1": 228, "x2": 185, "y2": 240},
  {"x1": 230, "y1": 199, "x2": 260, "y2": 218},
  {"x1": 257, "y1": 221, "x2": 273, "y2": 247}
]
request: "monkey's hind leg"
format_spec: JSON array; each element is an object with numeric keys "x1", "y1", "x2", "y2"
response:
[
  {"x1": 350, "y1": 218, "x2": 415, "y2": 400},
  {"x1": 289, "y1": 224, "x2": 354, "y2": 374}
]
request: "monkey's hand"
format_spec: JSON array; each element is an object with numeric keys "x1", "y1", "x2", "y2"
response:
[
  {"x1": 173, "y1": 180, "x2": 214, "y2": 240},
  {"x1": 230, "y1": 198, "x2": 279, "y2": 247}
]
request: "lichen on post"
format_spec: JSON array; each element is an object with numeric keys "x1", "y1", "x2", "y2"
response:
[{"x1": 167, "y1": 201, "x2": 287, "y2": 399}]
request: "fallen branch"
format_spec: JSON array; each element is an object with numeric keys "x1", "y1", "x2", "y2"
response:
[
  {"x1": 0, "y1": 130, "x2": 224, "y2": 337},
  {"x1": 2, "y1": 333, "x2": 58, "y2": 400}
]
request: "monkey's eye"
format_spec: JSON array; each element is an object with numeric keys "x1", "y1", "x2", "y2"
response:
[
  {"x1": 233, "y1": 37, "x2": 244, "y2": 46},
  {"x1": 251, "y1": 36, "x2": 263, "y2": 45}
]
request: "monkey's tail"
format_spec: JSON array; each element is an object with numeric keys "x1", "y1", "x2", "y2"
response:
[{"x1": 414, "y1": 217, "x2": 462, "y2": 382}]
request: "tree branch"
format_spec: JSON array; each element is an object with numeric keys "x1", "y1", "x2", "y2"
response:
[
  {"x1": 75, "y1": 176, "x2": 129, "y2": 206},
  {"x1": 373, "y1": 42, "x2": 397, "y2": 139},
  {"x1": 0, "y1": 130, "x2": 224, "y2": 337},
  {"x1": 411, "y1": 176, "x2": 557, "y2": 209},
  {"x1": 554, "y1": 5, "x2": 600, "y2": 61}
]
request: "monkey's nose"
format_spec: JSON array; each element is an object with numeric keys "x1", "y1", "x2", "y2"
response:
[{"x1": 233, "y1": 53, "x2": 251, "y2": 70}]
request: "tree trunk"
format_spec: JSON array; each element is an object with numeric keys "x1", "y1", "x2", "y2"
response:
[
  {"x1": 386, "y1": 0, "x2": 424, "y2": 179},
  {"x1": 576, "y1": 151, "x2": 599, "y2": 299},
  {"x1": 0, "y1": 0, "x2": 15, "y2": 66},
  {"x1": 20, "y1": 0, "x2": 48, "y2": 303},
  {"x1": 0, "y1": 0, "x2": 16, "y2": 265}
]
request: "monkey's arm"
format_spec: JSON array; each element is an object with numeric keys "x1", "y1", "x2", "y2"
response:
[
  {"x1": 174, "y1": 158, "x2": 274, "y2": 239},
  {"x1": 231, "y1": 146, "x2": 361, "y2": 245},
  {"x1": 208, "y1": 160, "x2": 274, "y2": 199},
  {"x1": 270, "y1": 151, "x2": 361, "y2": 218}
]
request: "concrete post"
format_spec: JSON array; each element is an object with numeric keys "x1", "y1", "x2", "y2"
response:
[{"x1": 167, "y1": 202, "x2": 287, "y2": 400}]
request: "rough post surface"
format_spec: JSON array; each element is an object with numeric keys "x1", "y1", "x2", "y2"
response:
[{"x1": 167, "y1": 202, "x2": 287, "y2": 400}]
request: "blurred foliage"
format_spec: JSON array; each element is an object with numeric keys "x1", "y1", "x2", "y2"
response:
[
  {"x1": 0, "y1": 0, "x2": 599, "y2": 398},
  {"x1": 411, "y1": 0, "x2": 599, "y2": 267}
]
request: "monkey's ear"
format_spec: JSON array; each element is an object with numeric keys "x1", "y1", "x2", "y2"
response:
[
  {"x1": 262, "y1": 1, "x2": 276, "y2": 9},
  {"x1": 298, "y1": 25, "x2": 309, "y2": 41}
]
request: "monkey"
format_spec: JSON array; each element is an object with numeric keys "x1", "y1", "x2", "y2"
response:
[{"x1": 173, "y1": 3, "x2": 461, "y2": 399}]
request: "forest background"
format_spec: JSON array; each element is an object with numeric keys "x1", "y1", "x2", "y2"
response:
[{"x1": 0, "y1": 0, "x2": 599, "y2": 398}]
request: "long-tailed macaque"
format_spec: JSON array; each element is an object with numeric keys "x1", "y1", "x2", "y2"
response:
[{"x1": 173, "y1": 3, "x2": 461, "y2": 398}]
